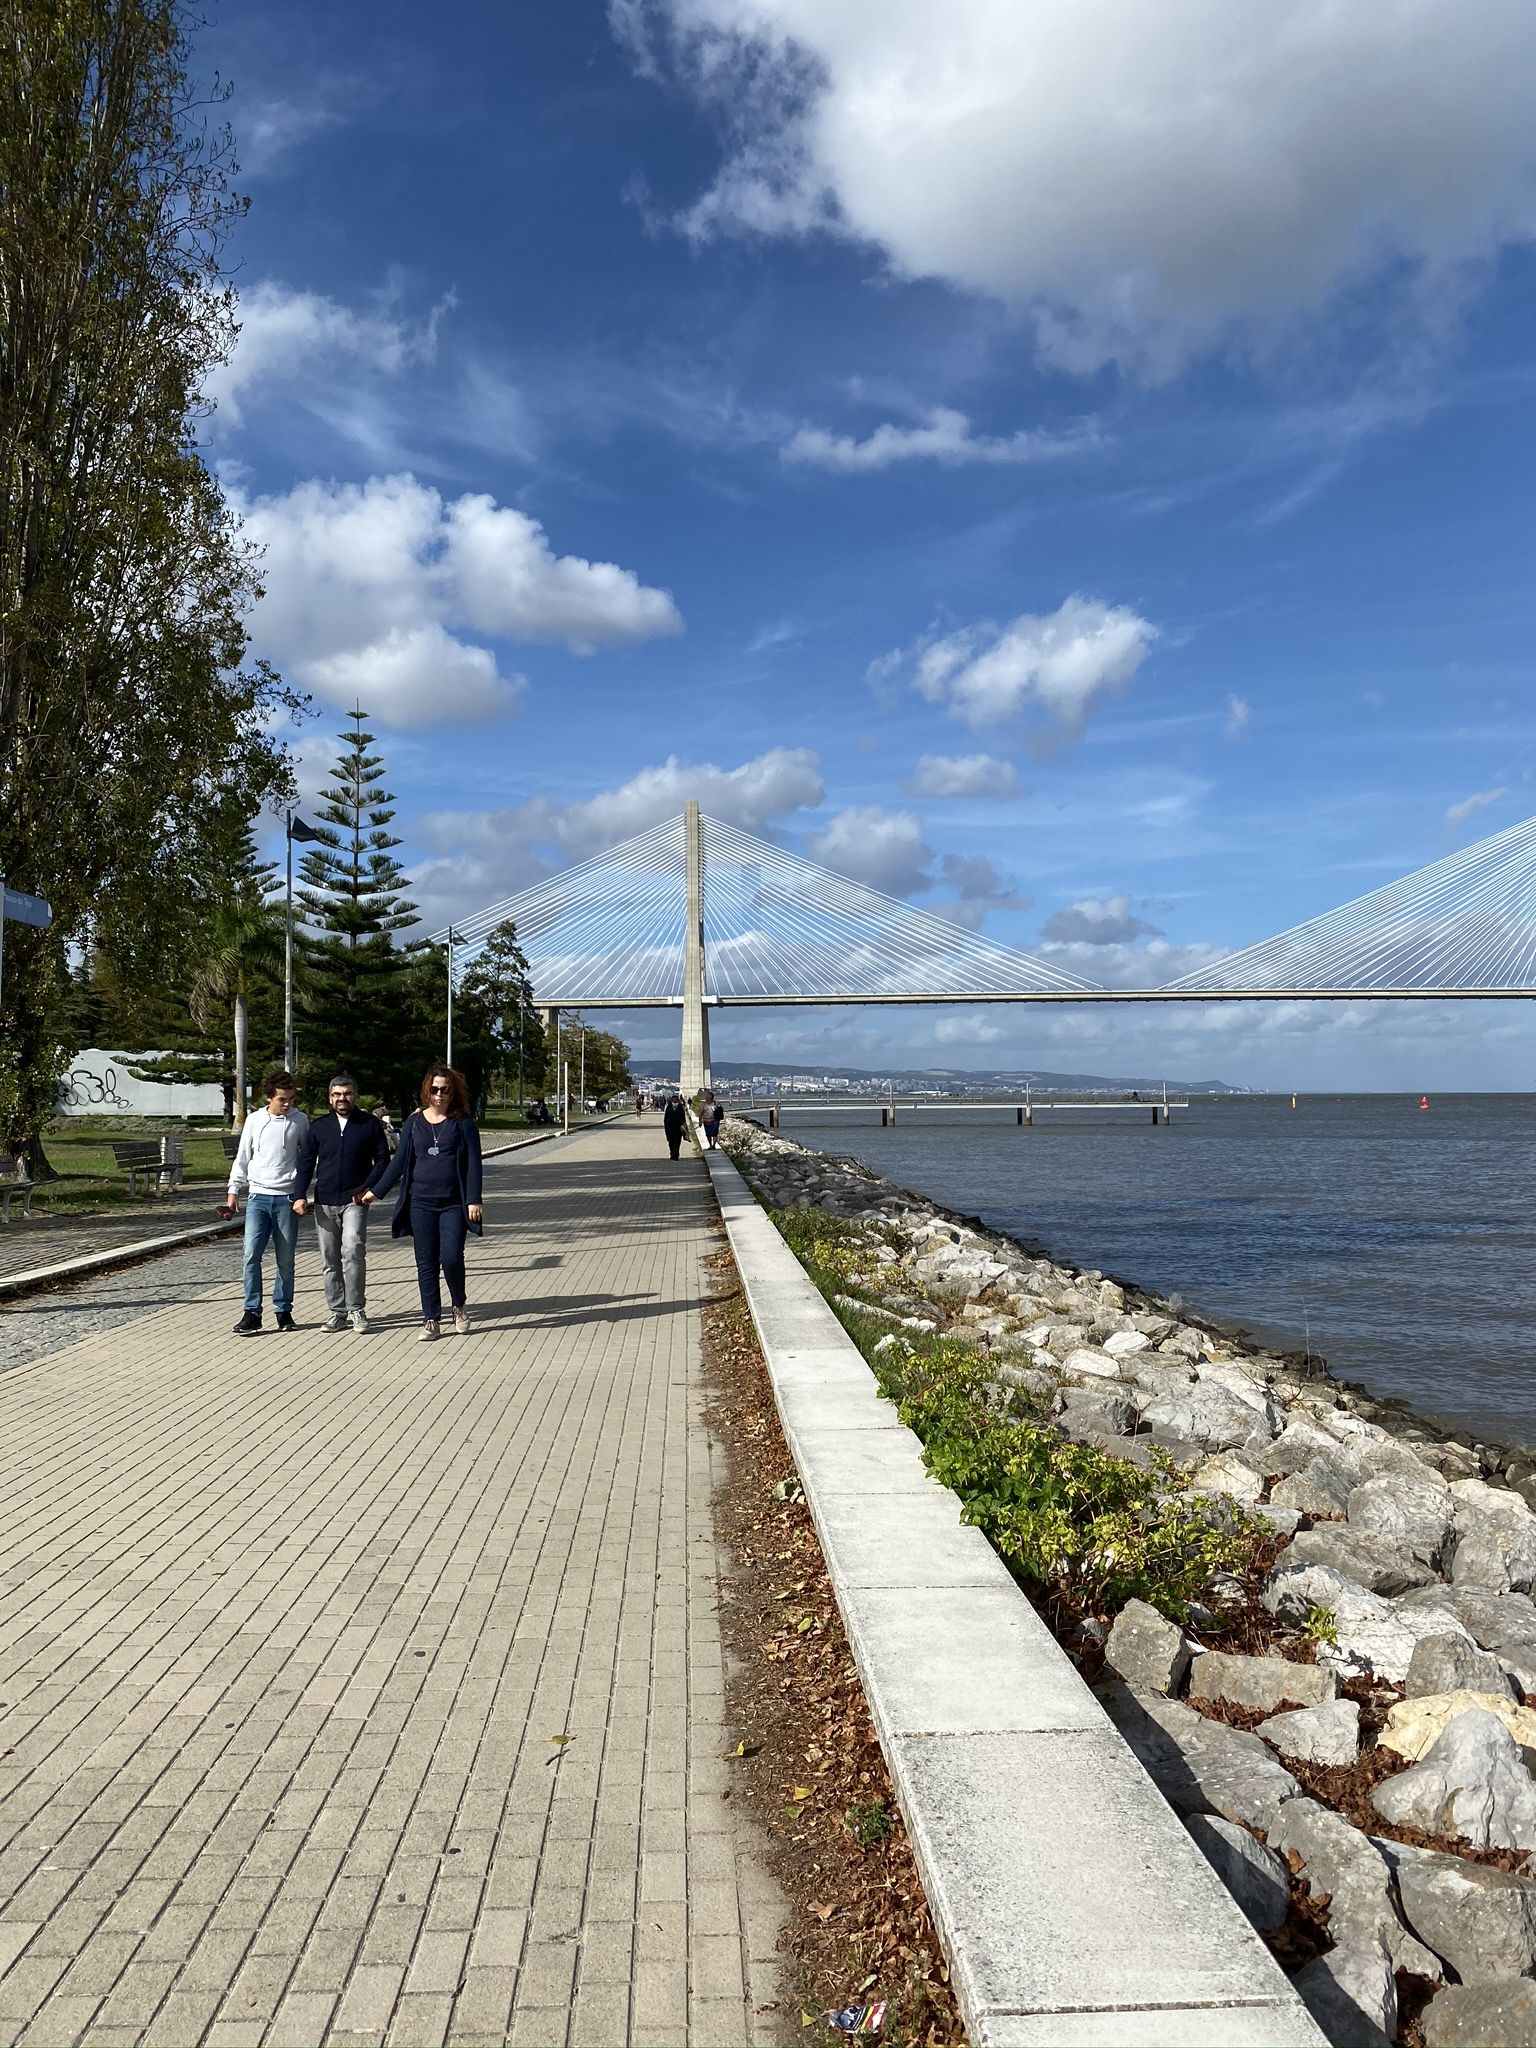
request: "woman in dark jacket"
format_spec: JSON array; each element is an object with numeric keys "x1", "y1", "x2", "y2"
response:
[{"x1": 362, "y1": 1064, "x2": 483, "y2": 1340}]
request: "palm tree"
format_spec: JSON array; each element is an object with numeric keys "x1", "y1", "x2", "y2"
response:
[{"x1": 189, "y1": 897, "x2": 285, "y2": 1128}]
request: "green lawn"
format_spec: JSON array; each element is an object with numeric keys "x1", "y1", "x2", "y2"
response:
[
  {"x1": 22, "y1": 1105, "x2": 612, "y2": 1219},
  {"x1": 24, "y1": 1119, "x2": 231, "y2": 1219}
]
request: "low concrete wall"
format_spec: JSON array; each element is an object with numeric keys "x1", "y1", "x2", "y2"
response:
[{"x1": 701, "y1": 1145, "x2": 1327, "y2": 2048}]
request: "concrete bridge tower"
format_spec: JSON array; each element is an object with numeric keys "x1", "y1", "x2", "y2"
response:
[{"x1": 679, "y1": 799, "x2": 712, "y2": 1094}]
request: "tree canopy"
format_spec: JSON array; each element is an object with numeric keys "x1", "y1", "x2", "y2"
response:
[{"x1": 0, "y1": 0, "x2": 302, "y2": 1164}]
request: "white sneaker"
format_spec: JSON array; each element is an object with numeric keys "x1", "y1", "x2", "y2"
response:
[
  {"x1": 452, "y1": 1306, "x2": 471, "y2": 1335},
  {"x1": 419, "y1": 1320, "x2": 439, "y2": 1342},
  {"x1": 324, "y1": 1312, "x2": 348, "y2": 1333},
  {"x1": 350, "y1": 1309, "x2": 369, "y2": 1334}
]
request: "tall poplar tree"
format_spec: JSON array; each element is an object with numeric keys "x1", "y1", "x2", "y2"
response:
[
  {"x1": 0, "y1": 0, "x2": 302, "y2": 1167},
  {"x1": 296, "y1": 710, "x2": 420, "y2": 1097}
]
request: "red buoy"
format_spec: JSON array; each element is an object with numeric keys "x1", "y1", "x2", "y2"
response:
[{"x1": 1419, "y1": 1095, "x2": 1430, "y2": 1111}]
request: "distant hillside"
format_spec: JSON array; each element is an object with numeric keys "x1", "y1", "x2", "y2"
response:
[{"x1": 634, "y1": 1058, "x2": 1248, "y2": 1094}]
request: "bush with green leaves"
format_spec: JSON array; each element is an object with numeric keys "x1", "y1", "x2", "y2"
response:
[
  {"x1": 770, "y1": 1203, "x2": 895, "y2": 1292},
  {"x1": 765, "y1": 1203, "x2": 1262, "y2": 1621},
  {"x1": 876, "y1": 1345, "x2": 1256, "y2": 1619}
]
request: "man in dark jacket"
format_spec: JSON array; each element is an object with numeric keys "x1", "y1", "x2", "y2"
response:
[
  {"x1": 662, "y1": 1091, "x2": 687, "y2": 1160},
  {"x1": 292, "y1": 1075, "x2": 391, "y2": 1332}
]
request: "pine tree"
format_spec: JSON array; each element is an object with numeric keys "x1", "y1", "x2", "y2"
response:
[{"x1": 296, "y1": 710, "x2": 421, "y2": 1099}]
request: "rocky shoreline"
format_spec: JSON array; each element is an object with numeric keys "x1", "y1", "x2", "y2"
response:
[{"x1": 723, "y1": 1113, "x2": 1536, "y2": 2048}]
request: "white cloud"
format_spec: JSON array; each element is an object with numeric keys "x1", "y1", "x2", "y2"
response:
[
  {"x1": 783, "y1": 407, "x2": 1098, "y2": 472},
  {"x1": 415, "y1": 748, "x2": 826, "y2": 925},
  {"x1": 1445, "y1": 785, "x2": 1507, "y2": 826},
  {"x1": 1036, "y1": 935, "x2": 1225, "y2": 990},
  {"x1": 1224, "y1": 693, "x2": 1252, "y2": 738},
  {"x1": 633, "y1": 0, "x2": 1536, "y2": 376},
  {"x1": 234, "y1": 473, "x2": 682, "y2": 727},
  {"x1": 905, "y1": 596, "x2": 1156, "y2": 736},
  {"x1": 1040, "y1": 895, "x2": 1163, "y2": 946},
  {"x1": 440, "y1": 494, "x2": 681, "y2": 650},
  {"x1": 305, "y1": 624, "x2": 523, "y2": 728},
  {"x1": 906, "y1": 753, "x2": 1021, "y2": 800},
  {"x1": 238, "y1": 97, "x2": 342, "y2": 175},
  {"x1": 807, "y1": 806, "x2": 932, "y2": 896},
  {"x1": 208, "y1": 282, "x2": 441, "y2": 426}
]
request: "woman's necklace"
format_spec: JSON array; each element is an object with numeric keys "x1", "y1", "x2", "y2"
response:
[{"x1": 426, "y1": 1111, "x2": 446, "y2": 1157}]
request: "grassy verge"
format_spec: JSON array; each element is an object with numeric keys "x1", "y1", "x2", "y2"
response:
[
  {"x1": 20, "y1": 1120, "x2": 229, "y2": 1219},
  {"x1": 767, "y1": 1204, "x2": 1266, "y2": 1630},
  {"x1": 21, "y1": 1103, "x2": 614, "y2": 1218}
]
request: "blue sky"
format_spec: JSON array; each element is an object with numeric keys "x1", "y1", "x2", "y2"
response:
[{"x1": 204, "y1": 0, "x2": 1536, "y2": 1088}]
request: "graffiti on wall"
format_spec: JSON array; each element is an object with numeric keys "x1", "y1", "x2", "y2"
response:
[{"x1": 59, "y1": 1064, "x2": 132, "y2": 1110}]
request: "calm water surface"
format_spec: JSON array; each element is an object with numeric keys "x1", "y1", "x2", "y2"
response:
[{"x1": 781, "y1": 1094, "x2": 1535, "y2": 1446}]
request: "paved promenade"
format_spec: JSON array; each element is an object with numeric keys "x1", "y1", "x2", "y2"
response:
[{"x1": 0, "y1": 1123, "x2": 784, "y2": 2047}]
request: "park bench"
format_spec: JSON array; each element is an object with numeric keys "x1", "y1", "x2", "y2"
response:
[
  {"x1": 0, "y1": 1155, "x2": 34, "y2": 1222},
  {"x1": 110, "y1": 1140, "x2": 183, "y2": 1197}
]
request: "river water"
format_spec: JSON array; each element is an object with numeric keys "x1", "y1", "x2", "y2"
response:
[{"x1": 778, "y1": 1094, "x2": 1536, "y2": 1448}]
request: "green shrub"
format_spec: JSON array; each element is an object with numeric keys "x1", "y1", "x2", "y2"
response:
[
  {"x1": 771, "y1": 1204, "x2": 893, "y2": 1291},
  {"x1": 1300, "y1": 1603, "x2": 1338, "y2": 1646},
  {"x1": 889, "y1": 1349, "x2": 1256, "y2": 1619},
  {"x1": 760, "y1": 1219, "x2": 1263, "y2": 1622}
]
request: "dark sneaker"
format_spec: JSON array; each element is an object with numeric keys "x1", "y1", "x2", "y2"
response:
[
  {"x1": 276, "y1": 1312, "x2": 298, "y2": 1332},
  {"x1": 233, "y1": 1311, "x2": 262, "y2": 1336}
]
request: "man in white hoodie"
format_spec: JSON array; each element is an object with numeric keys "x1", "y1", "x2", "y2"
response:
[{"x1": 224, "y1": 1070, "x2": 310, "y2": 1334}]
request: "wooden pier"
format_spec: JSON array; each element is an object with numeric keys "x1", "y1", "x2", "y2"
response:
[{"x1": 748, "y1": 1089, "x2": 1188, "y2": 1129}]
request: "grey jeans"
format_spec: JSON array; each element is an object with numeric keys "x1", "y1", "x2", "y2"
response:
[{"x1": 313, "y1": 1201, "x2": 369, "y2": 1314}]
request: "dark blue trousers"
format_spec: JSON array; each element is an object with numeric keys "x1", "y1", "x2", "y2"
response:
[{"x1": 411, "y1": 1199, "x2": 468, "y2": 1320}]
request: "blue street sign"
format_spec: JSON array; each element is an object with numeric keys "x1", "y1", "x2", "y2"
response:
[{"x1": 2, "y1": 888, "x2": 52, "y2": 930}]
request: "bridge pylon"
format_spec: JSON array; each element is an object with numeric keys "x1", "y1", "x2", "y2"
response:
[{"x1": 680, "y1": 799, "x2": 712, "y2": 1094}]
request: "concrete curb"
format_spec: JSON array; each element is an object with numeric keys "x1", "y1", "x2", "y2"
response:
[
  {"x1": 701, "y1": 1145, "x2": 1327, "y2": 2048},
  {"x1": 0, "y1": 1115, "x2": 628, "y2": 1302},
  {"x1": 0, "y1": 1217, "x2": 244, "y2": 1301}
]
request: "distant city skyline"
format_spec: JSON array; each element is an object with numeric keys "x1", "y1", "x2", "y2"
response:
[{"x1": 207, "y1": 0, "x2": 1536, "y2": 1090}]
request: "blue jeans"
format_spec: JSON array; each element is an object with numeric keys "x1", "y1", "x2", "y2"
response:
[
  {"x1": 243, "y1": 1194, "x2": 298, "y2": 1314},
  {"x1": 411, "y1": 1199, "x2": 467, "y2": 1321}
]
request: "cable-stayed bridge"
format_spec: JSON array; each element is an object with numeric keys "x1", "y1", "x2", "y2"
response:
[{"x1": 433, "y1": 802, "x2": 1536, "y2": 1089}]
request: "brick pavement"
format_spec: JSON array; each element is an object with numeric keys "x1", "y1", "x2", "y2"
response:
[{"x1": 0, "y1": 1123, "x2": 786, "y2": 2046}]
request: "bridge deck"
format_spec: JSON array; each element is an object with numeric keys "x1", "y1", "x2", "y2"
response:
[{"x1": 0, "y1": 1123, "x2": 784, "y2": 2048}]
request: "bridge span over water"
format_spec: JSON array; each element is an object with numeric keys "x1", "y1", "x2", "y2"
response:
[{"x1": 433, "y1": 801, "x2": 1536, "y2": 1090}]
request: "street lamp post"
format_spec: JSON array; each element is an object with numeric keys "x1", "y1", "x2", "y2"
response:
[
  {"x1": 445, "y1": 927, "x2": 463, "y2": 1068},
  {"x1": 284, "y1": 814, "x2": 295, "y2": 1072},
  {"x1": 283, "y1": 813, "x2": 321, "y2": 1082}
]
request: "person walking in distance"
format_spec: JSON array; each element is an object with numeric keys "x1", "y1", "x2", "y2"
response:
[
  {"x1": 362, "y1": 1064, "x2": 483, "y2": 1340},
  {"x1": 699, "y1": 1090, "x2": 723, "y2": 1149},
  {"x1": 291, "y1": 1075, "x2": 390, "y2": 1333},
  {"x1": 224, "y1": 1070, "x2": 309, "y2": 1334},
  {"x1": 663, "y1": 1090, "x2": 687, "y2": 1160}
]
